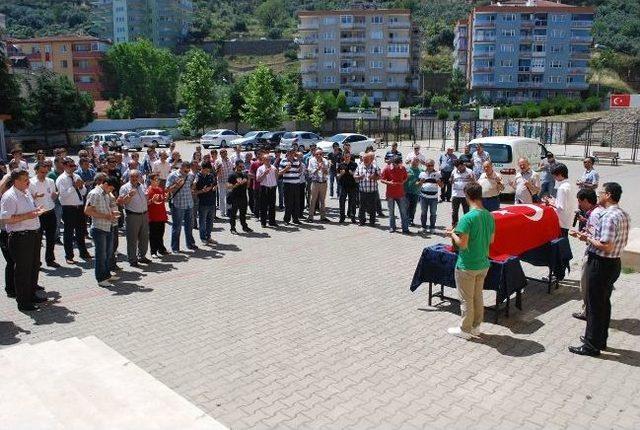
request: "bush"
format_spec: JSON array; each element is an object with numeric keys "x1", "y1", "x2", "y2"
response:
[
  {"x1": 431, "y1": 95, "x2": 452, "y2": 110},
  {"x1": 585, "y1": 96, "x2": 601, "y2": 111},
  {"x1": 284, "y1": 48, "x2": 297, "y2": 61},
  {"x1": 452, "y1": 112, "x2": 461, "y2": 121},
  {"x1": 267, "y1": 27, "x2": 282, "y2": 39},
  {"x1": 526, "y1": 107, "x2": 541, "y2": 119},
  {"x1": 437, "y1": 109, "x2": 449, "y2": 120}
]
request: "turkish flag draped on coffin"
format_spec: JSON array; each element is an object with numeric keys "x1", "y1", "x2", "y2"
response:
[{"x1": 490, "y1": 204, "x2": 560, "y2": 260}]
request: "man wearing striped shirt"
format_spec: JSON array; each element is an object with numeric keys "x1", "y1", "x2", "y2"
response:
[
  {"x1": 279, "y1": 149, "x2": 302, "y2": 225},
  {"x1": 570, "y1": 182, "x2": 630, "y2": 357},
  {"x1": 355, "y1": 153, "x2": 380, "y2": 226}
]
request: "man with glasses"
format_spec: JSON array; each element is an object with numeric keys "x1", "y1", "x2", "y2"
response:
[
  {"x1": 117, "y1": 170, "x2": 151, "y2": 267},
  {"x1": 569, "y1": 183, "x2": 630, "y2": 357},
  {"x1": 56, "y1": 157, "x2": 92, "y2": 264},
  {"x1": 577, "y1": 157, "x2": 599, "y2": 191}
]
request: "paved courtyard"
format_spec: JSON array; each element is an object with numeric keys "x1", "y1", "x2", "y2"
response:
[{"x1": 1, "y1": 143, "x2": 639, "y2": 429}]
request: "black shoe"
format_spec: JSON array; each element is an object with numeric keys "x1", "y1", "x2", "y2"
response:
[
  {"x1": 568, "y1": 344, "x2": 600, "y2": 356},
  {"x1": 351, "y1": 218, "x2": 357, "y2": 224},
  {"x1": 188, "y1": 245, "x2": 199, "y2": 250},
  {"x1": 339, "y1": 217, "x2": 346, "y2": 223},
  {"x1": 230, "y1": 228, "x2": 237, "y2": 234},
  {"x1": 129, "y1": 261, "x2": 140, "y2": 268},
  {"x1": 358, "y1": 222, "x2": 366, "y2": 226},
  {"x1": 111, "y1": 264, "x2": 123, "y2": 271},
  {"x1": 580, "y1": 336, "x2": 606, "y2": 351},
  {"x1": 572, "y1": 312, "x2": 587, "y2": 321},
  {"x1": 55, "y1": 238, "x2": 63, "y2": 245},
  {"x1": 18, "y1": 304, "x2": 39, "y2": 312},
  {"x1": 32, "y1": 296, "x2": 48, "y2": 304},
  {"x1": 138, "y1": 257, "x2": 152, "y2": 264},
  {"x1": 158, "y1": 250, "x2": 170, "y2": 256},
  {"x1": 261, "y1": 223, "x2": 267, "y2": 228},
  {"x1": 269, "y1": 222, "x2": 278, "y2": 227},
  {"x1": 292, "y1": 220, "x2": 301, "y2": 225},
  {"x1": 6, "y1": 291, "x2": 16, "y2": 299},
  {"x1": 80, "y1": 253, "x2": 93, "y2": 260},
  {"x1": 46, "y1": 261, "x2": 61, "y2": 268},
  {"x1": 35, "y1": 285, "x2": 45, "y2": 291}
]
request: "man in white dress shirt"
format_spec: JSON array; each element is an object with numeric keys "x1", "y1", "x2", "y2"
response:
[
  {"x1": 56, "y1": 157, "x2": 91, "y2": 264},
  {"x1": 29, "y1": 162, "x2": 60, "y2": 267},
  {"x1": 307, "y1": 150, "x2": 330, "y2": 222},
  {"x1": 544, "y1": 163, "x2": 576, "y2": 238}
]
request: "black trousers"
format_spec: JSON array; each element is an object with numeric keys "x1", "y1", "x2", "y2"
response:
[
  {"x1": 283, "y1": 182, "x2": 300, "y2": 223},
  {"x1": 259, "y1": 186, "x2": 276, "y2": 225},
  {"x1": 359, "y1": 191, "x2": 377, "y2": 224},
  {"x1": 8, "y1": 230, "x2": 41, "y2": 307},
  {"x1": 62, "y1": 205, "x2": 89, "y2": 259},
  {"x1": 584, "y1": 253, "x2": 621, "y2": 350},
  {"x1": 441, "y1": 171, "x2": 452, "y2": 201},
  {"x1": 339, "y1": 187, "x2": 357, "y2": 219},
  {"x1": 109, "y1": 225, "x2": 119, "y2": 270},
  {"x1": 451, "y1": 197, "x2": 469, "y2": 226},
  {"x1": 149, "y1": 221, "x2": 167, "y2": 254},
  {"x1": 247, "y1": 187, "x2": 255, "y2": 215},
  {"x1": 230, "y1": 198, "x2": 249, "y2": 229},
  {"x1": 298, "y1": 183, "x2": 306, "y2": 218},
  {"x1": 0, "y1": 230, "x2": 15, "y2": 297},
  {"x1": 39, "y1": 209, "x2": 57, "y2": 264},
  {"x1": 253, "y1": 187, "x2": 261, "y2": 218}
]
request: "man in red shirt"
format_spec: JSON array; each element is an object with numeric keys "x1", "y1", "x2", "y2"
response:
[{"x1": 380, "y1": 155, "x2": 410, "y2": 234}]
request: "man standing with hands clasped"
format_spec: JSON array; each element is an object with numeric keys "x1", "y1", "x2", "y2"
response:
[
  {"x1": 56, "y1": 157, "x2": 91, "y2": 264},
  {"x1": 256, "y1": 155, "x2": 278, "y2": 228},
  {"x1": 445, "y1": 182, "x2": 495, "y2": 339},
  {"x1": 569, "y1": 182, "x2": 630, "y2": 357},
  {"x1": 307, "y1": 149, "x2": 330, "y2": 222},
  {"x1": 380, "y1": 155, "x2": 409, "y2": 234},
  {"x1": 117, "y1": 170, "x2": 151, "y2": 267}
]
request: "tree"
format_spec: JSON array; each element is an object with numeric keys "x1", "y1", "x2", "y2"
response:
[
  {"x1": 430, "y1": 95, "x2": 452, "y2": 110},
  {"x1": 310, "y1": 93, "x2": 326, "y2": 132},
  {"x1": 296, "y1": 93, "x2": 312, "y2": 122},
  {"x1": 102, "y1": 40, "x2": 179, "y2": 116},
  {"x1": 241, "y1": 64, "x2": 282, "y2": 129},
  {"x1": 27, "y1": 72, "x2": 94, "y2": 145},
  {"x1": 447, "y1": 69, "x2": 468, "y2": 106},
  {"x1": 336, "y1": 92, "x2": 348, "y2": 112},
  {"x1": 0, "y1": 51, "x2": 28, "y2": 132},
  {"x1": 106, "y1": 97, "x2": 134, "y2": 120},
  {"x1": 360, "y1": 95, "x2": 371, "y2": 110},
  {"x1": 178, "y1": 49, "x2": 231, "y2": 134},
  {"x1": 322, "y1": 91, "x2": 338, "y2": 120},
  {"x1": 256, "y1": 0, "x2": 288, "y2": 31}
]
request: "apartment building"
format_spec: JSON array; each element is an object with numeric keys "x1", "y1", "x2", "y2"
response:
[
  {"x1": 454, "y1": 0, "x2": 594, "y2": 104},
  {"x1": 93, "y1": 0, "x2": 193, "y2": 48},
  {"x1": 297, "y1": 8, "x2": 420, "y2": 105},
  {"x1": 6, "y1": 35, "x2": 111, "y2": 99}
]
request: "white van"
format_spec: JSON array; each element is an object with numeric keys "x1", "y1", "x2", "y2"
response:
[{"x1": 467, "y1": 136, "x2": 549, "y2": 194}]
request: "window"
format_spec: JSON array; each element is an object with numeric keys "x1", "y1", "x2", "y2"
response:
[
  {"x1": 551, "y1": 14, "x2": 567, "y2": 22},
  {"x1": 548, "y1": 76, "x2": 562, "y2": 84},
  {"x1": 371, "y1": 45, "x2": 383, "y2": 54},
  {"x1": 549, "y1": 60, "x2": 562, "y2": 68},
  {"x1": 499, "y1": 75, "x2": 513, "y2": 83},
  {"x1": 501, "y1": 29, "x2": 516, "y2": 37},
  {"x1": 323, "y1": 61, "x2": 335, "y2": 69},
  {"x1": 321, "y1": 32, "x2": 335, "y2": 40},
  {"x1": 370, "y1": 60, "x2": 383, "y2": 69},
  {"x1": 60, "y1": 45, "x2": 67, "y2": 53},
  {"x1": 551, "y1": 29, "x2": 565, "y2": 38},
  {"x1": 323, "y1": 47, "x2": 336, "y2": 54},
  {"x1": 550, "y1": 45, "x2": 562, "y2": 53},
  {"x1": 323, "y1": 17, "x2": 337, "y2": 25},
  {"x1": 389, "y1": 16, "x2": 399, "y2": 23},
  {"x1": 370, "y1": 31, "x2": 383, "y2": 40},
  {"x1": 370, "y1": 76, "x2": 381, "y2": 83},
  {"x1": 77, "y1": 75, "x2": 94, "y2": 83},
  {"x1": 500, "y1": 44, "x2": 514, "y2": 53},
  {"x1": 324, "y1": 76, "x2": 336, "y2": 84},
  {"x1": 531, "y1": 58, "x2": 545, "y2": 68},
  {"x1": 371, "y1": 16, "x2": 383, "y2": 24},
  {"x1": 61, "y1": 60, "x2": 68, "y2": 68},
  {"x1": 500, "y1": 59, "x2": 512, "y2": 67},
  {"x1": 534, "y1": 44, "x2": 545, "y2": 52},
  {"x1": 340, "y1": 15, "x2": 353, "y2": 24},
  {"x1": 502, "y1": 14, "x2": 516, "y2": 22},
  {"x1": 387, "y1": 44, "x2": 409, "y2": 53}
]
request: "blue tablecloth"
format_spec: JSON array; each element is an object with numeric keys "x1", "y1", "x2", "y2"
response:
[
  {"x1": 410, "y1": 244, "x2": 527, "y2": 304},
  {"x1": 519, "y1": 237, "x2": 573, "y2": 281}
]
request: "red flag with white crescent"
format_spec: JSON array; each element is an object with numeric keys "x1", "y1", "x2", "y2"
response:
[
  {"x1": 610, "y1": 94, "x2": 631, "y2": 109},
  {"x1": 490, "y1": 204, "x2": 560, "y2": 259}
]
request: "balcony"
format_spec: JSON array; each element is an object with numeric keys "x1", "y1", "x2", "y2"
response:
[
  {"x1": 387, "y1": 67, "x2": 410, "y2": 73},
  {"x1": 531, "y1": 66, "x2": 545, "y2": 73},
  {"x1": 296, "y1": 37, "x2": 318, "y2": 45},
  {"x1": 474, "y1": 21, "x2": 495, "y2": 28},
  {"x1": 569, "y1": 67, "x2": 587, "y2": 75},
  {"x1": 302, "y1": 81, "x2": 318, "y2": 89},
  {"x1": 340, "y1": 67, "x2": 365, "y2": 74},
  {"x1": 473, "y1": 66, "x2": 494, "y2": 73},
  {"x1": 532, "y1": 51, "x2": 546, "y2": 57},
  {"x1": 472, "y1": 51, "x2": 495, "y2": 58},
  {"x1": 340, "y1": 51, "x2": 366, "y2": 58},
  {"x1": 72, "y1": 50, "x2": 105, "y2": 59},
  {"x1": 388, "y1": 36, "x2": 410, "y2": 43},
  {"x1": 533, "y1": 35, "x2": 547, "y2": 42},
  {"x1": 340, "y1": 21, "x2": 367, "y2": 29},
  {"x1": 571, "y1": 36, "x2": 593, "y2": 43},
  {"x1": 297, "y1": 52, "x2": 318, "y2": 60},
  {"x1": 567, "y1": 81, "x2": 588, "y2": 88},
  {"x1": 300, "y1": 65, "x2": 318, "y2": 73},
  {"x1": 340, "y1": 37, "x2": 366, "y2": 43},
  {"x1": 570, "y1": 51, "x2": 590, "y2": 59},
  {"x1": 73, "y1": 66, "x2": 101, "y2": 74},
  {"x1": 298, "y1": 22, "x2": 319, "y2": 30},
  {"x1": 386, "y1": 51, "x2": 410, "y2": 58},
  {"x1": 26, "y1": 52, "x2": 42, "y2": 60},
  {"x1": 474, "y1": 36, "x2": 496, "y2": 42},
  {"x1": 342, "y1": 81, "x2": 368, "y2": 88},
  {"x1": 571, "y1": 20, "x2": 593, "y2": 28},
  {"x1": 387, "y1": 82, "x2": 410, "y2": 89},
  {"x1": 388, "y1": 21, "x2": 411, "y2": 29},
  {"x1": 75, "y1": 82, "x2": 103, "y2": 92},
  {"x1": 521, "y1": 21, "x2": 534, "y2": 28}
]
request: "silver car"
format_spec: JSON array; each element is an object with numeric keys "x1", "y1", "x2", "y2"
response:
[
  {"x1": 139, "y1": 129, "x2": 173, "y2": 148},
  {"x1": 279, "y1": 131, "x2": 322, "y2": 152},
  {"x1": 200, "y1": 129, "x2": 242, "y2": 149},
  {"x1": 113, "y1": 131, "x2": 143, "y2": 151}
]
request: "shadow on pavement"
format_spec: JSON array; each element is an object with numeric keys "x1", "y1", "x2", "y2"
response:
[
  {"x1": 610, "y1": 318, "x2": 640, "y2": 336},
  {"x1": 28, "y1": 303, "x2": 78, "y2": 325},
  {"x1": 0, "y1": 321, "x2": 30, "y2": 345},
  {"x1": 596, "y1": 347, "x2": 640, "y2": 368},
  {"x1": 102, "y1": 282, "x2": 154, "y2": 296},
  {"x1": 41, "y1": 266, "x2": 83, "y2": 278},
  {"x1": 471, "y1": 334, "x2": 545, "y2": 357}
]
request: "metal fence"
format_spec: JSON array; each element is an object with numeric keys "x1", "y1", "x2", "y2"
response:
[{"x1": 323, "y1": 117, "x2": 640, "y2": 163}]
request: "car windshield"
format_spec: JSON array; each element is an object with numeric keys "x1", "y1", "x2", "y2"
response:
[
  {"x1": 204, "y1": 130, "x2": 222, "y2": 136},
  {"x1": 328, "y1": 134, "x2": 347, "y2": 143},
  {"x1": 244, "y1": 131, "x2": 258, "y2": 138},
  {"x1": 469, "y1": 143, "x2": 512, "y2": 164},
  {"x1": 106, "y1": 134, "x2": 120, "y2": 141},
  {"x1": 158, "y1": 131, "x2": 170, "y2": 136},
  {"x1": 283, "y1": 132, "x2": 295, "y2": 139}
]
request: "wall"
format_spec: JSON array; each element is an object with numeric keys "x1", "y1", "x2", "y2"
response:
[{"x1": 191, "y1": 39, "x2": 295, "y2": 56}]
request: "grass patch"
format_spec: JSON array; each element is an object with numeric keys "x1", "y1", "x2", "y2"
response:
[{"x1": 622, "y1": 267, "x2": 636, "y2": 274}]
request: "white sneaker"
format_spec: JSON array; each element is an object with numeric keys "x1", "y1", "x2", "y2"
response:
[
  {"x1": 470, "y1": 327, "x2": 482, "y2": 337},
  {"x1": 447, "y1": 327, "x2": 471, "y2": 339},
  {"x1": 98, "y1": 280, "x2": 113, "y2": 287}
]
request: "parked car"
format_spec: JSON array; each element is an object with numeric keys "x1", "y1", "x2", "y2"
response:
[
  {"x1": 200, "y1": 129, "x2": 242, "y2": 149},
  {"x1": 81, "y1": 133, "x2": 123, "y2": 150},
  {"x1": 139, "y1": 129, "x2": 173, "y2": 148},
  {"x1": 468, "y1": 136, "x2": 548, "y2": 194},
  {"x1": 278, "y1": 131, "x2": 322, "y2": 152},
  {"x1": 317, "y1": 133, "x2": 376, "y2": 157},
  {"x1": 112, "y1": 131, "x2": 143, "y2": 151},
  {"x1": 230, "y1": 130, "x2": 270, "y2": 151},
  {"x1": 255, "y1": 131, "x2": 287, "y2": 150}
]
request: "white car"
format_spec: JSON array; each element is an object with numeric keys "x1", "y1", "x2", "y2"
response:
[
  {"x1": 113, "y1": 131, "x2": 143, "y2": 151},
  {"x1": 200, "y1": 129, "x2": 242, "y2": 149},
  {"x1": 81, "y1": 133, "x2": 123, "y2": 150},
  {"x1": 139, "y1": 129, "x2": 173, "y2": 148},
  {"x1": 279, "y1": 131, "x2": 322, "y2": 152},
  {"x1": 317, "y1": 133, "x2": 375, "y2": 156}
]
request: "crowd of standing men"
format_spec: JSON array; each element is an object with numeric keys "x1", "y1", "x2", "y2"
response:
[{"x1": 0, "y1": 138, "x2": 631, "y2": 358}]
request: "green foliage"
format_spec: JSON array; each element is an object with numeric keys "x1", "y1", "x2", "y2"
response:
[
  {"x1": 310, "y1": 92, "x2": 326, "y2": 132},
  {"x1": 447, "y1": 69, "x2": 467, "y2": 106},
  {"x1": 321, "y1": 91, "x2": 338, "y2": 120},
  {"x1": 106, "y1": 97, "x2": 134, "y2": 120},
  {"x1": 0, "y1": 51, "x2": 28, "y2": 132},
  {"x1": 256, "y1": 0, "x2": 290, "y2": 32},
  {"x1": 102, "y1": 40, "x2": 179, "y2": 116},
  {"x1": 336, "y1": 92, "x2": 349, "y2": 112},
  {"x1": 241, "y1": 64, "x2": 282, "y2": 129},
  {"x1": 360, "y1": 95, "x2": 371, "y2": 110},
  {"x1": 436, "y1": 109, "x2": 449, "y2": 120},
  {"x1": 178, "y1": 49, "x2": 231, "y2": 134},
  {"x1": 27, "y1": 71, "x2": 94, "y2": 144},
  {"x1": 430, "y1": 95, "x2": 452, "y2": 110},
  {"x1": 296, "y1": 93, "x2": 312, "y2": 122}
]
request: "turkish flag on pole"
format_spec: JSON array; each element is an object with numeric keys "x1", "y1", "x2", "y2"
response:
[
  {"x1": 610, "y1": 94, "x2": 631, "y2": 109},
  {"x1": 489, "y1": 205, "x2": 560, "y2": 260}
]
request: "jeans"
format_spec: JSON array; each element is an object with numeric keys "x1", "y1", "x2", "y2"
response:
[
  {"x1": 455, "y1": 268, "x2": 489, "y2": 333},
  {"x1": 440, "y1": 170, "x2": 452, "y2": 201},
  {"x1": 451, "y1": 197, "x2": 469, "y2": 226},
  {"x1": 91, "y1": 227, "x2": 113, "y2": 282},
  {"x1": 329, "y1": 170, "x2": 337, "y2": 197},
  {"x1": 192, "y1": 195, "x2": 199, "y2": 227},
  {"x1": 62, "y1": 205, "x2": 89, "y2": 260},
  {"x1": 198, "y1": 204, "x2": 215, "y2": 241},
  {"x1": 54, "y1": 199, "x2": 63, "y2": 240},
  {"x1": 171, "y1": 206, "x2": 195, "y2": 251},
  {"x1": 405, "y1": 193, "x2": 419, "y2": 224},
  {"x1": 387, "y1": 197, "x2": 409, "y2": 232},
  {"x1": 39, "y1": 209, "x2": 57, "y2": 264},
  {"x1": 420, "y1": 197, "x2": 438, "y2": 229},
  {"x1": 482, "y1": 196, "x2": 501, "y2": 212},
  {"x1": 109, "y1": 225, "x2": 119, "y2": 269},
  {"x1": 540, "y1": 181, "x2": 554, "y2": 198}
]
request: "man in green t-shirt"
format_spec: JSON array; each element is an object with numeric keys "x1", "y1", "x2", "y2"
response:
[{"x1": 445, "y1": 182, "x2": 495, "y2": 339}]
